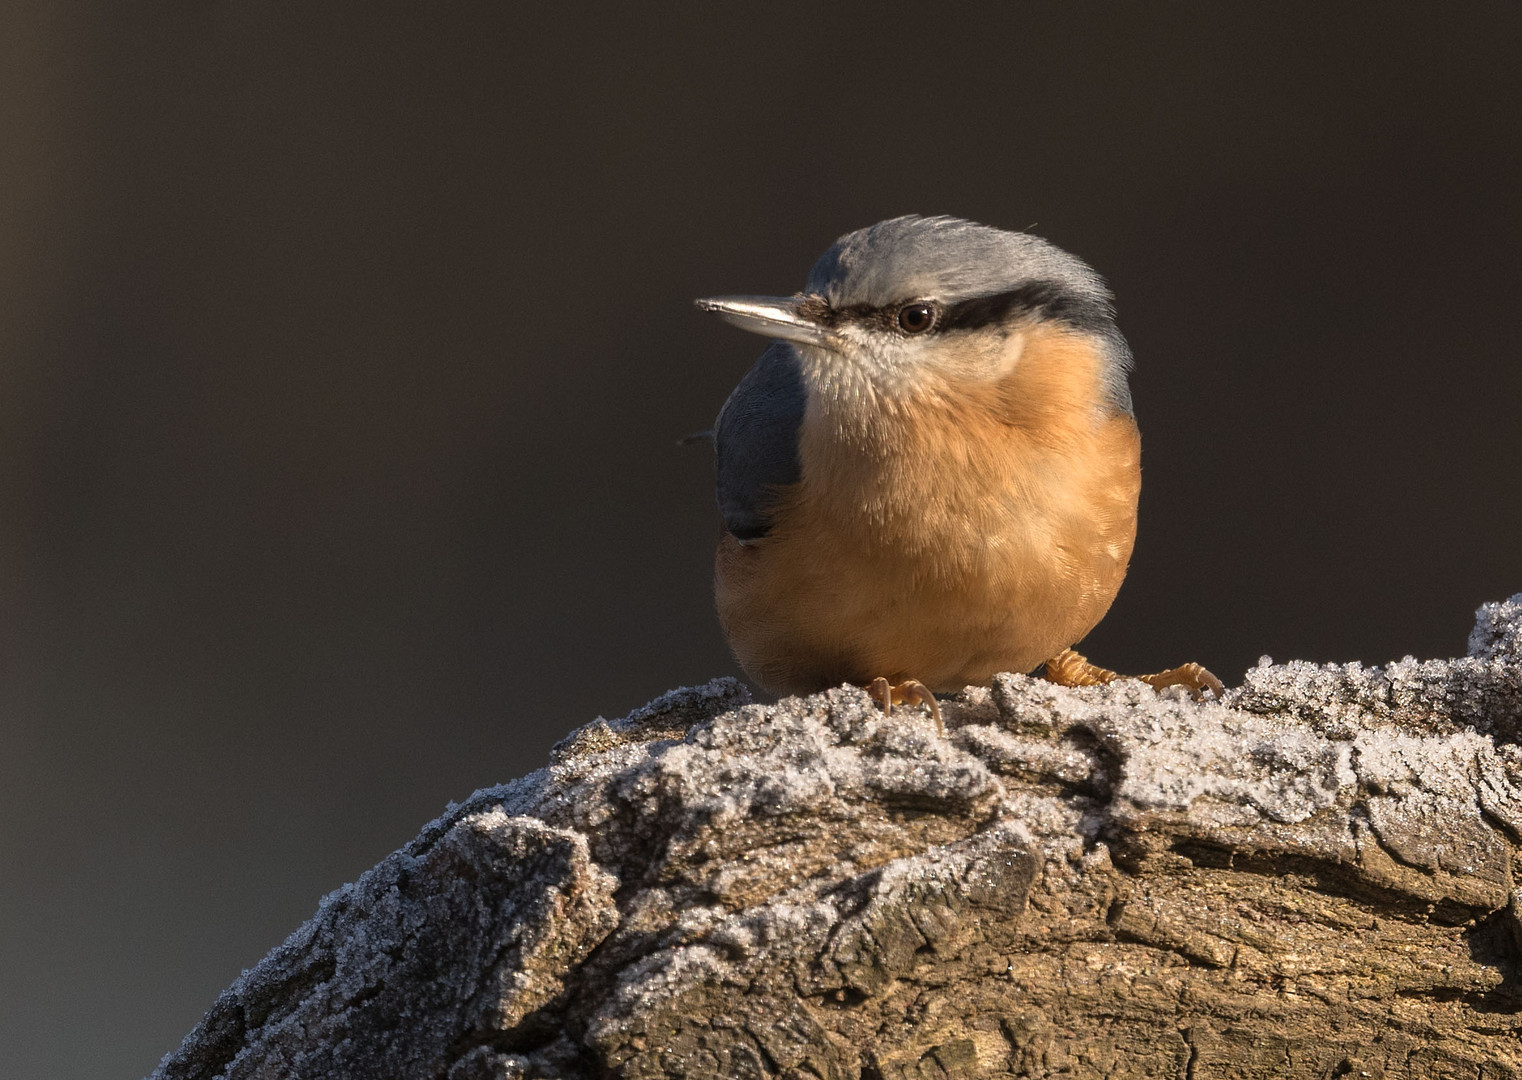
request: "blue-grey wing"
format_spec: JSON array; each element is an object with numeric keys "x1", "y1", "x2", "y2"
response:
[{"x1": 714, "y1": 342, "x2": 807, "y2": 541}]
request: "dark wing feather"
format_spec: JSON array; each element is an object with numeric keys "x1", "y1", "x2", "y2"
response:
[{"x1": 714, "y1": 342, "x2": 807, "y2": 541}]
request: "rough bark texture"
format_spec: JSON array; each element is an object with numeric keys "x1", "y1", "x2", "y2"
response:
[{"x1": 153, "y1": 596, "x2": 1522, "y2": 1079}]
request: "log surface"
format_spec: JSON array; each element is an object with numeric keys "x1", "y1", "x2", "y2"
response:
[{"x1": 153, "y1": 596, "x2": 1522, "y2": 1079}]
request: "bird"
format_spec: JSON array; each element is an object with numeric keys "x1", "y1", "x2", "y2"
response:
[{"x1": 696, "y1": 215, "x2": 1221, "y2": 729}]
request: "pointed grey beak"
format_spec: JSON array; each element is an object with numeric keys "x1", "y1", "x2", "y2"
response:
[{"x1": 694, "y1": 294, "x2": 834, "y2": 348}]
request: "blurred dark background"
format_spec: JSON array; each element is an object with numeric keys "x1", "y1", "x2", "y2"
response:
[{"x1": 2, "y1": 3, "x2": 1519, "y2": 1076}]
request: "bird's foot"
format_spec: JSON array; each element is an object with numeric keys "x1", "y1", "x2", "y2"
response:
[
  {"x1": 1137, "y1": 661, "x2": 1225, "y2": 698},
  {"x1": 866, "y1": 677, "x2": 944, "y2": 735},
  {"x1": 1044, "y1": 648, "x2": 1224, "y2": 700}
]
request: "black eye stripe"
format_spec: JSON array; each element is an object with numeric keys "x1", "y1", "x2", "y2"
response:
[
  {"x1": 939, "y1": 282, "x2": 1113, "y2": 335},
  {"x1": 813, "y1": 281, "x2": 1113, "y2": 337}
]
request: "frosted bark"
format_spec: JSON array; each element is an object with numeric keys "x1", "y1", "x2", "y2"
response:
[{"x1": 154, "y1": 598, "x2": 1522, "y2": 1079}]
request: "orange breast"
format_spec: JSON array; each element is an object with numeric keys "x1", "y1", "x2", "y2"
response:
[{"x1": 715, "y1": 325, "x2": 1141, "y2": 695}]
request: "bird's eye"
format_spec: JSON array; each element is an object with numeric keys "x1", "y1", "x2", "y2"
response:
[{"x1": 896, "y1": 302, "x2": 937, "y2": 335}]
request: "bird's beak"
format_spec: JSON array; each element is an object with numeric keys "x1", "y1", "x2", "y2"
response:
[{"x1": 694, "y1": 295, "x2": 834, "y2": 348}]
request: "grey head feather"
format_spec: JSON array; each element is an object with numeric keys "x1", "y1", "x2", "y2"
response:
[
  {"x1": 807, "y1": 214, "x2": 1109, "y2": 308},
  {"x1": 806, "y1": 215, "x2": 1133, "y2": 414}
]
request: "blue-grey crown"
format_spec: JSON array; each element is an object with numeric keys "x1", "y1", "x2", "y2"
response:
[{"x1": 806, "y1": 215, "x2": 1111, "y2": 310}]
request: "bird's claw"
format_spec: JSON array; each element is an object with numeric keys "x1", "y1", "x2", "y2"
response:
[{"x1": 867, "y1": 677, "x2": 944, "y2": 735}]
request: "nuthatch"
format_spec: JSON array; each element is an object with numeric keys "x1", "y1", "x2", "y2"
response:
[{"x1": 697, "y1": 215, "x2": 1221, "y2": 728}]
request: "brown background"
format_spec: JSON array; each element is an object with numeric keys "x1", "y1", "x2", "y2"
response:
[{"x1": 2, "y1": 4, "x2": 1519, "y2": 1077}]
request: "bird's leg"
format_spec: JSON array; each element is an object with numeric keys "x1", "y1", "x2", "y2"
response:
[
  {"x1": 866, "y1": 677, "x2": 944, "y2": 735},
  {"x1": 1043, "y1": 649, "x2": 1117, "y2": 687},
  {"x1": 1044, "y1": 648, "x2": 1224, "y2": 699}
]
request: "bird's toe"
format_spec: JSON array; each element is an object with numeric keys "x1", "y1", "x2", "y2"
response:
[
  {"x1": 1139, "y1": 662, "x2": 1225, "y2": 699},
  {"x1": 866, "y1": 677, "x2": 943, "y2": 735}
]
